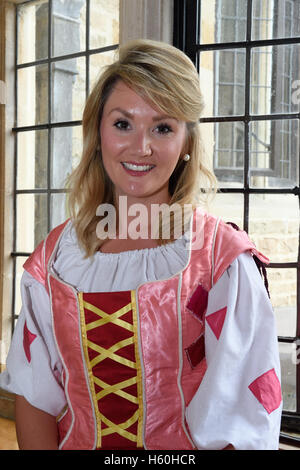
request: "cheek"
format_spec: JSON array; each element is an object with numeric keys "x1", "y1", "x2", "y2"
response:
[
  {"x1": 100, "y1": 125, "x2": 114, "y2": 154},
  {"x1": 158, "y1": 128, "x2": 187, "y2": 161},
  {"x1": 101, "y1": 128, "x2": 128, "y2": 158},
  {"x1": 157, "y1": 140, "x2": 183, "y2": 168}
]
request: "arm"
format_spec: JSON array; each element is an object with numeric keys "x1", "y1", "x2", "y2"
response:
[
  {"x1": 0, "y1": 272, "x2": 67, "y2": 448},
  {"x1": 15, "y1": 395, "x2": 59, "y2": 450},
  {"x1": 186, "y1": 252, "x2": 282, "y2": 450}
]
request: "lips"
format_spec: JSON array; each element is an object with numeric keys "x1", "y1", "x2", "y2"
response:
[{"x1": 121, "y1": 162, "x2": 155, "y2": 172}]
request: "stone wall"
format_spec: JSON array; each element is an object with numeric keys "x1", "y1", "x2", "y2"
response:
[{"x1": 207, "y1": 192, "x2": 298, "y2": 335}]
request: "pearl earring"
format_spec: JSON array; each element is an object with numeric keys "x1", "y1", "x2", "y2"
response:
[{"x1": 183, "y1": 154, "x2": 191, "y2": 162}]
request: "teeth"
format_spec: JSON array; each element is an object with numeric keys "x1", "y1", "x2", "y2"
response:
[{"x1": 122, "y1": 162, "x2": 155, "y2": 172}]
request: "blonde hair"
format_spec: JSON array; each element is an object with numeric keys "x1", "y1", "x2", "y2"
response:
[{"x1": 67, "y1": 39, "x2": 217, "y2": 257}]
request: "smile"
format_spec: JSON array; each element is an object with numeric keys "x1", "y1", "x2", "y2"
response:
[{"x1": 121, "y1": 162, "x2": 155, "y2": 172}]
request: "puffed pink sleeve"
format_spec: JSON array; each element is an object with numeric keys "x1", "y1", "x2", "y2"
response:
[
  {"x1": 186, "y1": 252, "x2": 282, "y2": 450},
  {"x1": 0, "y1": 271, "x2": 67, "y2": 416}
]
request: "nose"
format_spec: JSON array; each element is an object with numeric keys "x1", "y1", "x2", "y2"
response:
[{"x1": 131, "y1": 130, "x2": 153, "y2": 157}]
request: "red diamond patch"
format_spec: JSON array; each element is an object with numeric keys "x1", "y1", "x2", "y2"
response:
[
  {"x1": 206, "y1": 306, "x2": 227, "y2": 340},
  {"x1": 23, "y1": 321, "x2": 37, "y2": 363},
  {"x1": 186, "y1": 284, "x2": 208, "y2": 322},
  {"x1": 248, "y1": 368, "x2": 282, "y2": 414}
]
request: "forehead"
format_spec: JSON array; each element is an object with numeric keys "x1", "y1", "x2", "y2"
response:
[{"x1": 103, "y1": 80, "x2": 164, "y2": 116}]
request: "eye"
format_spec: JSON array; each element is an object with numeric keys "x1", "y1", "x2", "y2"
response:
[
  {"x1": 155, "y1": 123, "x2": 173, "y2": 135},
  {"x1": 114, "y1": 119, "x2": 130, "y2": 131}
]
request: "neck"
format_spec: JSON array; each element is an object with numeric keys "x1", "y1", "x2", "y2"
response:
[{"x1": 114, "y1": 193, "x2": 172, "y2": 241}]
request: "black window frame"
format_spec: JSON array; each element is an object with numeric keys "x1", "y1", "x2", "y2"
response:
[{"x1": 173, "y1": 0, "x2": 300, "y2": 446}]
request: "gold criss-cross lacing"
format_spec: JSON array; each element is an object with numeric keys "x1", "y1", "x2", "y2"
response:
[{"x1": 79, "y1": 292, "x2": 143, "y2": 449}]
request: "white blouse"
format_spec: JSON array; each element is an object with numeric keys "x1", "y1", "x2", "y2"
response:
[{"x1": 0, "y1": 221, "x2": 282, "y2": 450}]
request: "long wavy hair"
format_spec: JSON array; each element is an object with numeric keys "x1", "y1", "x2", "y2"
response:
[{"x1": 67, "y1": 39, "x2": 217, "y2": 257}]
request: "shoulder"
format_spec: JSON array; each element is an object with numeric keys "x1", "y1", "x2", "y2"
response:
[
  {"x1": 212, "y1": 216, "x2": 269, "y2": 287},
  {"x1": 192, "y1": 208, "x2": 268, "y2": 289},
  {"x1": 23, "y1": 219, "x2": 72, "y2": 285}
]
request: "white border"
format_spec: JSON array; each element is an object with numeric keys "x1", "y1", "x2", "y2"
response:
[
  {"x1": 211, "y1": 217, "x2": 221, "y2": 288},
  {"x1": 176, "y1": 272, "x2": 197, "y2": 448}
]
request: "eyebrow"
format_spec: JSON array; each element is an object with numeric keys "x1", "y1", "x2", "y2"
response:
[{"x1": 108, "y1": 107, "x2": 178, "y2": 122}]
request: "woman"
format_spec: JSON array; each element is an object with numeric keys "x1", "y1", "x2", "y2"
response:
[{"x1": 0, "y1": 39, "x2": 282, "y2": 450}]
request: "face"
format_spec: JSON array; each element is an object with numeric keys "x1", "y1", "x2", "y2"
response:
[{"x1": 100, "y1": 81, "x2": 188, "y2": 206}]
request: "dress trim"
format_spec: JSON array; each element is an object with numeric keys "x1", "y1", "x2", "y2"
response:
[
  {"x1": 177, "y1": 272, "x2": 196, "y2": 449},
  {"x1": 79, "y1": 292, "x2": 102, "y2": 448},
  {"x1": 131, "y1": 290, "x2": 144, "y2": 448},
  {"x1": 48, "y1": 275, "x2": 77, "y2": 449}
]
